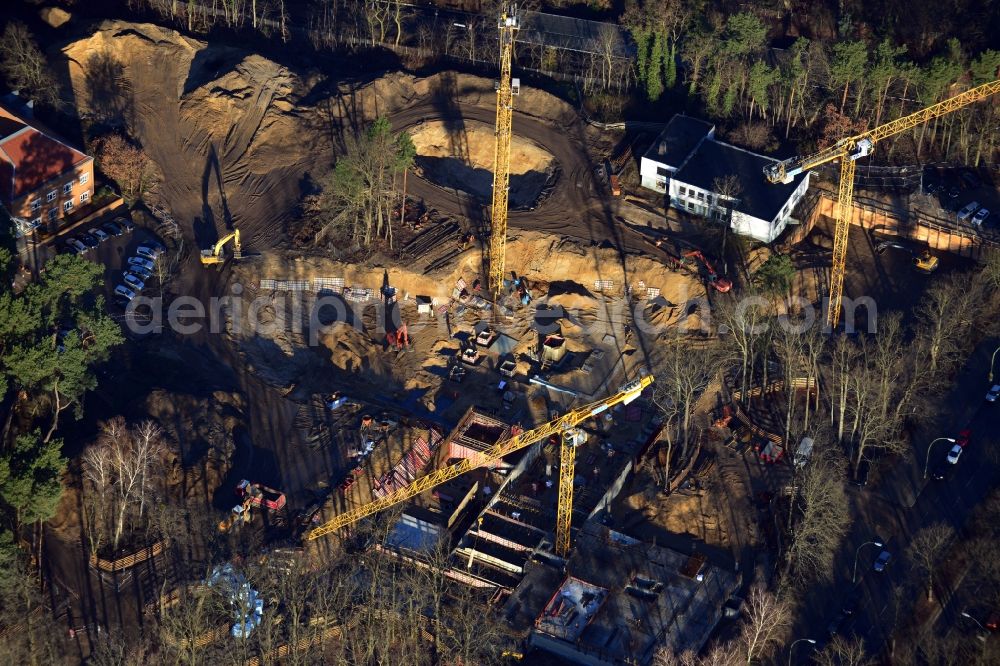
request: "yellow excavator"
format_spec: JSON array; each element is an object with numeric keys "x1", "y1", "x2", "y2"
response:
[{"x1": 201, "y1": 229, "x2": 243, "y2": 266}]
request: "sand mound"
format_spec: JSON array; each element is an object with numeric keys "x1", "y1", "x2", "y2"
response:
[
  {"x1": 57, "y1": 22, "x2": 579, "y2": 252},
  {"x1": 411, "y1": 120, "x2": 554, "y2": 175},
  {"x1": 61, "y1": 21, "x2": 314, "y2": 249},
  {"x1": 320, "y1": 322, "x2": 389, "y2": 376},
  {"x1": 411, "y1": 119, "x2": 556, "y2": 207}
]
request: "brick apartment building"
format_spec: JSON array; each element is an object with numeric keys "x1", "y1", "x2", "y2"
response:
[{"x1": 0, "y1": 105, "x2": 94, "y2": 235}]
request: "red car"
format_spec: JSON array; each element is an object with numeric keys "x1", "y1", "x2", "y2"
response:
[{"x1": 956, "y1": 429, "x2": 972, "y2": 448}]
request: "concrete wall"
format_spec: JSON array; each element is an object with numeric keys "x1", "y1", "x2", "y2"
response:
[
  {"x1": 784, "y1": 191, "x2": 985, "y2": 259},
  {"x1": 639, "y1": 156, "x2": 671, "y2": 193}
]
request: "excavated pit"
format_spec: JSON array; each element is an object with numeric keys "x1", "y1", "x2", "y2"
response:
[{"x1": 410, "y1": 120, "x2": 558, "y2": 209}]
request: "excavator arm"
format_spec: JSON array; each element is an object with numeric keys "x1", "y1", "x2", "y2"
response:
[
  {"x1": 306, "y1": 375, "x2": 653, "y2": 541},
  {"x1": 201, "y1": 229, "x2": 243, "y2": 265}
]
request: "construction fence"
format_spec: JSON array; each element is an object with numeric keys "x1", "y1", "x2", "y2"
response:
[{"x1": 89, "y1": 538, "x2": 169, "y2": 573}]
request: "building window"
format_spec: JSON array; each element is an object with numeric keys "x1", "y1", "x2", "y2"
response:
[
  {"x1": 79, "y1": 173, "x2": 89, "y2": 186},
  {"x1": 697, "y1": 192, "x2": 705, "y2": 201},
  {"x1": 47, "y1": 190, "x2": 57, "y2": 202},
  {"x1": 656, "y1": 166, "x2": 670, "y2": 177},
  {"x1": 48, "y1": 208, "x2": 58, "y2": 221},
  {"x1": 63, "y1": 200, "x2": 73, "y2": 213},
  {"x1": 80, "y1": 191, "x2": 89, "y2": 204},
  {"x1": 678, "y1": 186, "x2": 687, "y2": 196},
  {"x1": 31, "y1": 216, "x2": 41, "y2": 228},
  {"x1": 31, "y1": 199, "x2": 41, "y2": 212},
  {"x1": 63, "y1": 182, "x2": 73, "y2": 196}
]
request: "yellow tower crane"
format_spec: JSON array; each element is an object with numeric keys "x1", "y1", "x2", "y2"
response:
[
  {"x1": 765, "y1": 78, "x2": 1000, "y2": 328},
  {"x1": 307, "y1": 376, "x2": 653, "y2": 556},
  {"x1": 487, "y1": 8, "x2": 520, "y2": 299}
]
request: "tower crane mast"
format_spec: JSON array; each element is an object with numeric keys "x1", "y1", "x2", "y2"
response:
[
  {"x1": 307, "y1": 376, "x2": 653, "y2": 553},
  {"x1": 765, "y1": 78, "x2": 1000, "y2": 328},
  {"x1": 488, "y1": 8, "x2": 520, "y2": 299}
]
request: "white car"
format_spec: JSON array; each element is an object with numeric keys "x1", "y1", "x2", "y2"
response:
[
  {"x1": 958, "y1": 201, "x2": 980, "y2": 221},
  {"x1": 136, "y1": 244, "x2": 162, "y2": 260},
  {"x1": 69, "y1": 238, "x2": 88, "y2": 253},
  {"x1": 128, "y1": 256, "x2": 154, "y2": 272},
  {"x1": 122, "y1": 273, "x2": 145, "y2": 291},
  {"x1": 946, "y1": 444, "x2": 963, "y2": 464},
  {"x1": 986, "y1": 385, "x2": 1000, "y2": 402},
  {"x1": 89, "y1": 227, "x2": 110, "y2": 243},
  {"x1": 973, "y1": 208, "x2": 990, "y2": 226},
  {"x1": 114, "y1": 285, "x2": 137, "y2": 301}
]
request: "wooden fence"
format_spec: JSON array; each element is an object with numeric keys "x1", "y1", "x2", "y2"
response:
[{"x1": 89, "y1": 538, "x2": 168, "y2": 572}]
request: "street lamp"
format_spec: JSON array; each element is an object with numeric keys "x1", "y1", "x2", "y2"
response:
[
  {"x1": 962, "y1": 611, "x2": 989, "y2": 643},
  {"x1": 853, "y1": 540, "x2": 884, "y2": 583},
  {"x1": 924, "y1": 437, "x2": 956, "y2": 479},
  {"x1": 990, "y1": 345, "x2": 1000, "y2": 382},
  {"x1": 788, "y1": 638, "x2": 817, "y2": 666}
]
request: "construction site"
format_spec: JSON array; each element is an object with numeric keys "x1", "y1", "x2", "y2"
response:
[{"x1": 6, "y1": 2, "x2": 1000, "y2": 665}]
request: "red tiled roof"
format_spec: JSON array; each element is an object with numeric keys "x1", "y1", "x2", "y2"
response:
[{"x1": 0, "y1": 109, "x2": 90, "y2": 204}]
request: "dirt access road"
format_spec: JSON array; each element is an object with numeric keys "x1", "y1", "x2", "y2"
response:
[{"x1": 390, "y1": 101, "x2": 659, "y2": 257}]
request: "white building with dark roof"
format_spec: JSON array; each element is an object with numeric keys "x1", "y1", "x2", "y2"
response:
[{"x1": 640, "y1": 114, "x2": 810, "y2": 243}]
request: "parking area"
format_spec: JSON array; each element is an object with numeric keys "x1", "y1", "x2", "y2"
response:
[
  {"x1": 918, "y1": 165, "x2": 1000, "y2": 229},
  {"x1": 44, "y1": 210, "x2": 173, "y2": 312}
]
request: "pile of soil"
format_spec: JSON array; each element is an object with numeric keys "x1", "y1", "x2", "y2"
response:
[
  {"x1": 411, "y1": 120, "x2": 557, "y2": 207},
  {"x1": 57, "y1": 22, "x2": 579, "y2": 253}
]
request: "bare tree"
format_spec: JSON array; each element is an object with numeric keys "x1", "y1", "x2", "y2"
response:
[
  {"x1": 813, "y1": 635, "x2": 873, "y2": 666},
  {"x1": 94, "y1": 134, "x2": 160, "y2": 203},
  {"x1": 737, "y1": 585, "x2": 790, "y2": 664},
  {"x1": 81, "y1": 417, "x2": 165, "y2": 552},
  {"x1": 652, "y1": 334, "x2": 719, "y2": 478},
  {"x1": 783, "y1": 437, "x2": 850, "y2": 590},
  {"x1": 0, "y1": 22, "x2": 59, "y2": 107},
  {"x1": 906, "y1": 523, "x2": 956, "y2": 602}
]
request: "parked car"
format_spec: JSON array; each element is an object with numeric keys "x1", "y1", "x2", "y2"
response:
[
  {"x1": 923, "y1": 178, "x2": 938, "y2": 195},
  {"x1": 59, "y1": 241, "x2": 79, "y2": 255},
  {"x1": 127, "y1": 256, "x2": 154, "y2": 272},
  {"x1": 826, "y1": 610, "x2": 850, "y2": 639},
  {"x1": 873, "y1": 550, "x2": 892, "y2": 572},
  {"x1": 114, "y1": 216, "x2": 135, "y2": 232},
  {"x1": 986, "y1": 384, "x2": 1000, "y2": 402},
  {"x1": 961, "y1": 170, "x2": 982, "y2": 188},
  {"x1": 135, "y1": 244, "x2": 161, "y2": 260},
  {"x1": 122, "y1": 273, "x2": 145, "y2": 291},
  {"x1": 956, "y1": 429, "x2": 972, "y2": 448},
  {"x1": 931, "y1": 460, "x2": 950, "y2": 481},
  {"x1": 973, "y1": 208, "x2": 990, "y2": 226},
  {"x1": 948, "y1": 186, "x2": 961, "y2": 198},
  {"x1": 958, "y1": 201, "x2": 981, "y2": 221},
  {"x1": 128, "y1": 264, "x2": 152, "y2": 280},
  {"x1": 842, "y1": 594, "x2": 861, "y2": 616},
  {"x1": 77, "y1": 233, "x2": 99, "y2": 249},
  {"x1": 946, "y1": 444, "x2": 963, "y2": 464},
  {"x1": 88, "y1": 227, "x2": 110, "y2": 243},
  {"x1": 114, "y1": 285, "x2": 137, "y2": 301},
  {"x1": 102, "y1": 221, "x2": 124, "y2": 237},
  {"x1": 69, "y1": 238, "x2": 88, "y2": 253}
]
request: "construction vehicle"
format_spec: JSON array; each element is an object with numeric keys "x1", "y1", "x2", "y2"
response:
[
  {"x1": 307, "y1": 376, "x2": 654, "y2": 556},
  {"x1": 875, "y1": 240, "x2": 939, "y2": 273},
  {"x1": 682, "y1": 250, "x2": 732, "y2": 292},
  {"x1": 487, "y1": 7, "x2": 520, "y2": 298},
  {"x1": 200, "y1": 229, "x2": 242, "y2": 266},
  {"x1": 218, "y1": 497, "x2": 253, "y2": 532},
  {"x1": 765, "y1": 78, "x2": 1000, "y2": 327},
  {"x1": 609, "y1": 174, "x2": 622, "y2": 197},
  {"x1": 236, "y1": 479, "x2": 286, "y2": 511}
]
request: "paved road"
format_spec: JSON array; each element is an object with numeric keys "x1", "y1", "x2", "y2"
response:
[{"x1": 794, "y1": 339, "x2": 1000, "y2": 659}]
